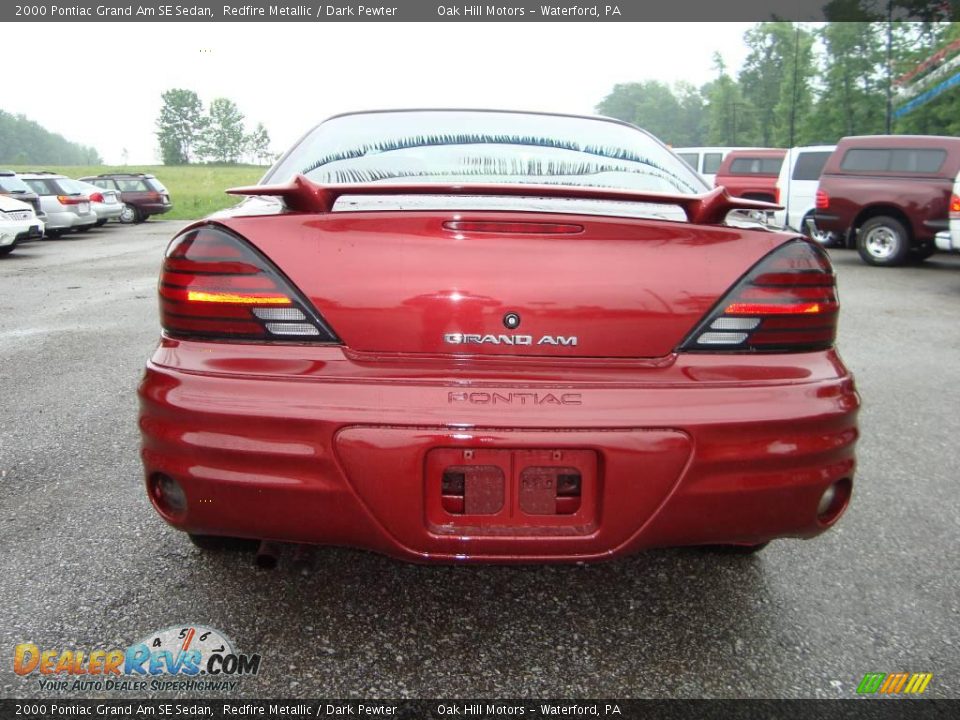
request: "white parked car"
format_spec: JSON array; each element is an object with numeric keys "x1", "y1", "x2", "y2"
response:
[
  {"x1": 76, "y1": 180, "x2": 123, "y2": 225},
  {"x1": 672, "y1": 146, "x2": 752, "y2": 185},
  {"x1": 0, "y1": 195, "x2": 44, "y2": 256},
  {"x1": 774, "y1": 145, "x2": 836, "y2": 244}
]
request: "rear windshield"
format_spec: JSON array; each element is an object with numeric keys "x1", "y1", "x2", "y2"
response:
[
  {"x1": 146, "y1": 178, "x2": 167, "y2": 192},
  {"x1": 728, "y1": 157, "x2": 783, "y2": 175},
  {"x1": 0, "y1": 175, "x2": 31, "y2": 193},
  {"x1": 23, "y1": 179, "x2": 59, "y2": 195},
  {"x1": 115, "y1": 178, "x2": 150, "y2": 191},
  {"x1": 266, "y1": 111, "x2": 707, "y2": 195},
  {"x1": 840, "y1": 148, "x2": 946, "y2": 174},
  {"x1": 55, "y1": 178, "x2": 86, "y2": 195},
  {"x1": 792, "y1": 151, "x2": 831, "y2": 181}
]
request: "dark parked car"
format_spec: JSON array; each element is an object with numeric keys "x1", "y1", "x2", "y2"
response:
[
  {"x1": 0, "y1": 170, "x2": 45, "y2": 220},
  {"x1": 81, "y1": 173, "x2": 172, "y2": 223},
  {"x1": 814, "y1": 135, "x2": 960, "y2": 266},
  {"x1": 714, "y1": 148, "x2": 786, "y2": 203}
]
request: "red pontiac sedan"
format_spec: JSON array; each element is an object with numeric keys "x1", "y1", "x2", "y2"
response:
[{"x1": 138, "y1": 110, "x2": 859, "y2": 563}]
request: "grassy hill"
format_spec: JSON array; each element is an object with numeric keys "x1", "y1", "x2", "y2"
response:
[{"x1": 5, "y1": 164, "x2": 266, "y2": 221}]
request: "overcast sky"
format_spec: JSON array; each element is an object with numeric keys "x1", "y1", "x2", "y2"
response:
[{"x1": 9, "y1": 22, "x2": 754, "y2": 164}]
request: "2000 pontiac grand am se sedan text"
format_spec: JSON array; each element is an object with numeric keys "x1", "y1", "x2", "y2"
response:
[{"x1": 138, "y1": 109, "x2": 860, "y2": 563}]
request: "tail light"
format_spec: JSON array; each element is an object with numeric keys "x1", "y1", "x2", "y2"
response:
[
  {"x1": 679, "y1": 240, "x2": 838, "y2": 353},
  {"x1": 57, "y1": 195, "x2": 87, "y2": 205},
  {"x1": 159, "y1": 225, "x2": 339, "y2": 342},
  {"x1": 816, "y1": 189, "x2": 829, "y2": 209},
  {"x1": 89, "y1": 192, "x2": 104, "y2": 203},
  {"x1": 774, "y1": 187, "x2": 781, "y2": 205},
  {"x1": 950, "y1": 193, "x2": 960, "y2": 218}
]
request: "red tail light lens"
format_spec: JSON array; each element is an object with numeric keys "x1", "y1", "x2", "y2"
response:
[
  {"x1": 89, "y1": 192, "x2": 104, "y2": 203},
  {"x1": 950, "y1": 193, "x2": 960, "y2": 218},
  {"x1": 159, "y1": 225, "x2": 339, "y2": 342},
  {"x1": 679, "y1": 240, "x2": 838, "y2": 353},
  {"x1": 57, "y1": 195, "x2": 86, "y2": 205},
  {"x1": 816, "y1": 189, "x2": 829, "y2": 209},
  {"x1": 774, "y1": 187, "x2": 781, "y2": 205}
]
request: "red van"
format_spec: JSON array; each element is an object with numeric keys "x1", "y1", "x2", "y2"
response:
[
  {"x1": 714, "y1": 149, "x2": 786, "y2": 203},
  {"x1": 814, "y1": 135, "x2": 960, "y2": 266}
]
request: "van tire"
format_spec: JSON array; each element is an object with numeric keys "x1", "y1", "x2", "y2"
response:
[{"x1": 857, "y1": 216, "x2": 911, "y2": 266}]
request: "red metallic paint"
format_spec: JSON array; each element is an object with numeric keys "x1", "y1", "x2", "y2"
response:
[
  {"x1": 139, "y1": 182, "x2": 858, "y2": 562},
  {"x1": 216, "y1": 211, "x2": 790, "y2": 359},
  {"x1": 139, "y1": 338, "x2": 859, "y2": 562}
]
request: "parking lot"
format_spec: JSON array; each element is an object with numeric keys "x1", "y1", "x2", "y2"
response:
[{"x1": 1, "y1": 222, "x2": 958, "y2": 699}]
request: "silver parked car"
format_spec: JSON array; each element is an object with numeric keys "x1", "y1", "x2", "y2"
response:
[
  {"x1": 19, "y1": 172, "x2": 97, "y2": 237},
  {"x1": 76, "y1": 180, "x2": 123, "y2": 225}
]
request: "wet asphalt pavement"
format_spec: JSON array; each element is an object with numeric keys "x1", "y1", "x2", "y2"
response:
[{"x1": 0, "y1": 222, "x2": 958, "y2": 699}]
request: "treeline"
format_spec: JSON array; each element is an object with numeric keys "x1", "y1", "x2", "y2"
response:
[
  {"x1": 597, "y1": 21, "x2": 960, "y2": 148},
  {"x1": 155, "y1": 89, "x2": 272, "y2": 166},
  {"x1": 0, "y1": 110, "x2": 101, "y2": 165}
]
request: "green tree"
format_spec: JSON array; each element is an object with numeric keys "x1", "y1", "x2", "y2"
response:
[
  {"x1": 200, "y1": 98, "x2": 246, "y2": 164},
  {"x1": 738, "y1": 22, "x2": 816, "y2": 147},
  {"x1": 595, "y1": 81, "x2": 685, "y2": 144},
  {"x1": 704, "y1": 53, "x2": 757, "y2": 145},
  {"x1": 245, "y1": 122, "x2": 272, "y2": 165},
  {"x1": 808, "y1": 22, "x2": 886, "y2": 142},
  {"x1": 0, "y1": 110, "x2": 100, "y2": 164},
  {"x1": 155, "y1": 88, "x2": 205, "y2": 165}
]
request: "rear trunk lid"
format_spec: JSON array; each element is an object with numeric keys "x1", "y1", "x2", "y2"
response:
[{"x1": 220, "y1": 202, "x2": 787, "y2": 359}]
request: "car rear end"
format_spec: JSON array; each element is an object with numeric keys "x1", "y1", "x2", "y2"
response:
[
  {"x1": 77, "y1": 180, "x2": 123, "y2": 224},
  {"x1": 774, "y1": 146, "x2": 835, "y2": 242},
  {"x1": 138, "y1": 110, "x2": 859, "y2": 563},
  {"x1": 936, "y1": 174, "x2": 960, "y2": 253},
  {"x1": 21, "y1": 175, "x2": 96, "y2": 235},
  {"x1": 0, "y1": 172, "x2": 46, "y2": 233},
  {"x1": 113, "y1": 175, "x2": 172, "y2": 219},
  {"x1": 0, "y1": 195, "x2": 43, "y2": 254},
  {"x1": 714, "y1": 149, "x2": 785, "y2": 202}
]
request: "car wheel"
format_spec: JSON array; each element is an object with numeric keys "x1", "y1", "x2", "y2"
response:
[
  {"x1": 119, "y1": 204, "x2": 139, "y2": 224},
  {"x1": 0, "y1": 245, "x2": 14, "y2": 257},
  {"x1": 857, "y1": 216, "x2": 911, "y2": 266},
  {"x1": 45, "y1": 229, "x2": 64, "y2": 239},
  {"x1": 95, "y1": 219, "x2": 107, "y2": 227},
  {"x1": 188, "y1": 533, "x2": 259, "y2": 552},
  {"x1": 76, "y1": 225, "x2": 92, "y2": 233},
  {"x1": 801, "y1": 212, "x2": 836, "y2": 247}
]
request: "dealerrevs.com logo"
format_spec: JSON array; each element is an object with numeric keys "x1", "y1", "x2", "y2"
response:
[{"x1": 14, "y1": 625, "x2": 261, "y2": 692}]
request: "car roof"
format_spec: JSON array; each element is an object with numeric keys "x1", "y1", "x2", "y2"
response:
[
  {"x1": 18, "y1": 172, "x2": 67, "y2": 179},
  {"x1": 83, "y1": 173, "x2": 155, "y2": 179},
  {"x1": 836, "y1": 135, "x2": 960, "y2": 149}
]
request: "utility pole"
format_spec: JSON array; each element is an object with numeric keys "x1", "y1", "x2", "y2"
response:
[
  {"x1": 790, "y1": 24, "x2": 801, "y2": 147},
  {"x1": 886, "y1": 1, "x2": 893, "y2": 133}
]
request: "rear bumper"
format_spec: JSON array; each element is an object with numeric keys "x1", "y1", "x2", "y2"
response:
[
  {"x1": 138, "y1": 341, "x2": 860, "y2": 563},
  {"x1": 140, "y1": 202, "x2": 172, "y2": 217}
]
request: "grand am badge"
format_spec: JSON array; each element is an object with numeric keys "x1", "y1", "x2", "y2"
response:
[{"x1": 444, "y1": 333, "x2": 578, "y2": 347}]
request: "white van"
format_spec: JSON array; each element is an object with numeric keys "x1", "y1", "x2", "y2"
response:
[
  {"x1": 774, "y1": 145, "x2": 836, "y2": 243},
  {"x1": 672, "y1": 147, "x2": 751, "y2": 185}
]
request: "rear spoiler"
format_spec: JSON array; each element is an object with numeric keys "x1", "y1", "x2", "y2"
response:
[{"x1": 226, "y1": 173, "x2": 780, "y2": 225}]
